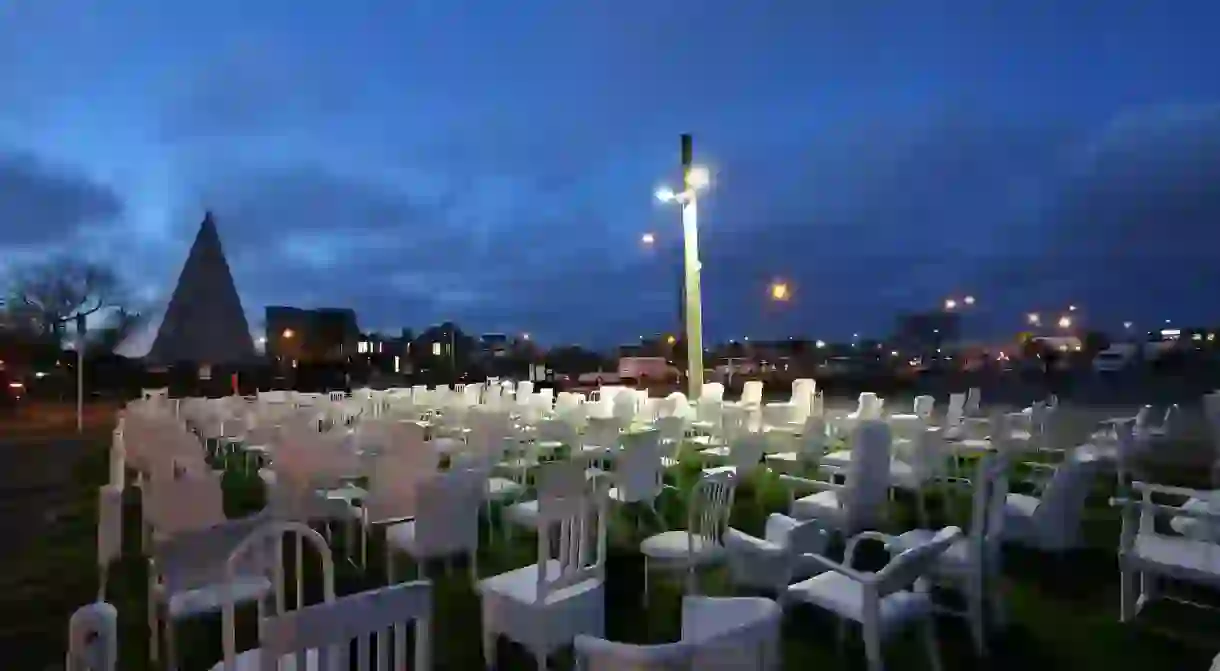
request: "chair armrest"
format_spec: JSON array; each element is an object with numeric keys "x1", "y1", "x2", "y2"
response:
[
  {"x1": 777, "y1": 474, "x2": 839, "y2": 493},
  {"x1": 1131, "y1": 481, "x2": 1212, "y2": 500},
  {"x1": 844, "y1": 531, "x2": 895, "y2": 567},
  {"x1": 797, "y1": 551, "x2": 871, "y2": 583},
  {"x1": 723, "y1": 528, "x2": 784, "y2": 557}
]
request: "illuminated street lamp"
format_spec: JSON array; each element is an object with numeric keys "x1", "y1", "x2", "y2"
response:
[
  {"x1": 815, "y1": 340, "x2": 827, "y2": 348},
  {"x1": 769, "y1": 280, "x2": 791, "y2": 302},
  {"x1": 656, "y1": 134, "x2": 710, "y2": 397},
  {"x1": 944, "y1": 298, "x2": 958, "y2": 311},
  {"x1": 640, "y1": 232, "x2": 655, "y2": 245},
  {"x1": 282, "y1": 328, "x2": 295, "y2": 339},
  {"x1": 1123, "y1": 321, "x2": 1134, "y2": 331},
  {"x1": 665, "y1": 334, "x2": 676, "y2": 345},
  {"x1": 1069, "y1": 304, "x2": 1078, "y2": 312},
  {"x1": 963, "y1": 295, "x2": 976, "y2": 306},
  {"x1": 521, "y1": 333, "x2": 531, "y2": 341},
  {"x1": 1057, "y1": 315, "x2": 1072, "y2": 329},
  {"x1": 1027, "y1": 313, "x2": 1041, "y2": 327}
]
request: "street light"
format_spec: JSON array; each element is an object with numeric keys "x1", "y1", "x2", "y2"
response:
[
  {"x1": 1069, "y1": 305, "x2": 1078, "y2": 312},
  {"x1": 815, "y1": 340, "x2": 827, "y2": 348},
  {"x1": 963, "y1": 295, "x2": 976, "y2": 306},
  {"x1": 1058, "y1": 315, "x2": 1072, "y2": 329},
  {"x1": 640, "y1": 232, "x2": 655, "y2": 245},
  {"x1": 282, "y1": 328, "x2": 295, "y2": 339},
  {"x1": 768, "y1": 280, "x2": 791, "y2": 302},
  {"x1": 1123, "y1": 321, "x2": 1133, "y2": 330},
  {"x1": 944, "y1": 298, "x2": 958, "y2": 310},
  {"x1": 656, "y1": 134, "x2": 710, "y2": 398},
  {"x1": 1027, "y1": 313, "x2": 1041, "y2": 326}
]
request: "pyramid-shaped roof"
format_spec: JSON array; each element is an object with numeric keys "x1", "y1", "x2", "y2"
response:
[{"x1": 146, "y1": 212, "x2": 256, "y2": 365}]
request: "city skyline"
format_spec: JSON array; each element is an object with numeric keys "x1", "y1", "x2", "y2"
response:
[{"x1": 2, "y1": 3, "x2": 1219, "y2": 349}]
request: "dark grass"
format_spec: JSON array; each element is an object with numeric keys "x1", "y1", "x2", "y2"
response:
[{"x1": 6, "y1": 432, "x2": 1220, "y2": 670}]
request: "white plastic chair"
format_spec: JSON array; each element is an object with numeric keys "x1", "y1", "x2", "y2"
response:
[
  {"x1": 913, "y1": 395, "x2": 936, "y2": 419},
  {"x1": 784, "y1": 526, "x2": 963, "y2": 671},
  {"x1": 1002, "y1": 452, "x2": 1100, "y2": 552},
  {"x1": 724, "y1": 514, "x2": 831, "y2": 594},
  {"x1": 478, "y1": 473, "x2": 609, "y2": 670},
  {"x1": 609, "y1": 429, "x2": 670, "y2": 531},
  {"x1": 780, "y1": 420, "x2": 892, "y2": 537},
  {"x1": 574, "y1": 596, "x2": 782, "y2": 671},
  {"x1": 67, "y1": 602, "x2": 118, "y2": 671},
  {"x1": 385, "y1": 469, "x2": 483, "y2": 585}
]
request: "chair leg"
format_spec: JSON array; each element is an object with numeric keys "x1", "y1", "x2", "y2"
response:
[
  {"x1": 967, "y1": 580, "x2": 987, "y2": 656},
  {"x1": 1119, "y1": 566, "x2": 1137, "y2": 622},
  {"x1": 165, "y1": 619, "x2": 179, "y2": 671},
  {"x1": 147, "y1": 580, "x2": 159, "y2": 663},
  {"x1": 921, "y1": 615, "x2": 944, "y2": 671},
  {"x1": 642, "y1": 557, "x2": 650, "y2": 607},
  {"x1": 863, "y1": 624, "x2": 884, "y2": 671}
]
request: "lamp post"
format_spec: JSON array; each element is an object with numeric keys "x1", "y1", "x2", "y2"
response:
[{"x1": 656, "y1": 134, "x2": 710, "y2": 398}]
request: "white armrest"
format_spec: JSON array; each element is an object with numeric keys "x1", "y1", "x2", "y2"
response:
[
  {"x1": 1131, "y1": 481, "x2": 1212, "y2": 500},
  {"x1": 844, "y1": 531, "x2": 895, "y2": 566},
  {"x1": 797, "y1": 551, "x2": 872, "y2": 584}
]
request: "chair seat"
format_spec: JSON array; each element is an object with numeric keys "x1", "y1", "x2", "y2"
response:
[
  {"x1": 478, "y1": 559, "x2": 602, "y2": 605},
  {"x1": 821, "y1": 450, "x2": 852, "y2": 469},
  {"x1": 640, "y1": 531, "x2": 725, "y2": 564},
  {"x1": 952, "y1": 438, "x2": 992, "y2": 454},
  {"x1": 209, "y1": 647, "x2": 319, "y2": 670},
  {"x1": 431, "y1": 437, "x2": 464, "y2": 454},
  {"x1": 789, "y1": 490, "x2": 849, "y2": 528},
  {"x1": 786, "y1": 572, "x2": 930, "y2": 631},
  {"x1": 1128, "y1": 533, "x2": 1220, "y2": 582},
  {"x1": 505, "y1": 499, "x2": 540, "y2": 527},
  {"x1": 536, "y1": 440, "x2": 565, "y2": 453},
  {"x1": 486, "y1": 477, "x2": 524, "y2": 500},
  {"x1": 164, "y1": 574, "x2": 273, "y2": 619}
]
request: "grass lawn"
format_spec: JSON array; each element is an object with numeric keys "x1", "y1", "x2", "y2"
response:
[{"x1": 5, "y1": 427, "x2": 1220, "y2": 670}]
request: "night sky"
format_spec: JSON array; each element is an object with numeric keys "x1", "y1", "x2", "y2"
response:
[{"x1": 1, "y1": 2, "x2": 1218, "y2": 350}]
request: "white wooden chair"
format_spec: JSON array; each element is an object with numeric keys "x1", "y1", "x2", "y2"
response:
[
  {"x1": 608, "y1": 429, "x2": 671, "y2": 531},
  {"x1": 1113, "y1": 481, "x2": 1220, "y2": 623},
  {"x1": 574, "y1": 596, "x2": 782, "y2": 671},
  {"x1": 764, "y1": 414, "x2": 826, "y2": 475},
  {"x1": 215, "y1": 521, "x2": 336, "y2": 670},
  {"x1": 1001, "y1": 452, "x2": 1100, "y2": 553},
  {"x1": 385, "y1": 469, "x2": 483, "y2": 585},
  {"x1": 254, "y1": 580, "x2": 433, "y2": 670},
  {"x1": 784, "y1": 526, "x2": 963, "y2": 671},
  {"x1": 478, "y1": 473, "x2": 609, "y2": 669},
  {"x1": 67, "y1": 602, "x2": 118, "y2": 671},
  {"x1": 640, "y1": 471, "x2": 738, "y2": 603}
]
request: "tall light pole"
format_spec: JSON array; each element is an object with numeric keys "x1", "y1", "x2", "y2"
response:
[{"x1": 656, "y1": 134, "x2": 709, "y2": 398}]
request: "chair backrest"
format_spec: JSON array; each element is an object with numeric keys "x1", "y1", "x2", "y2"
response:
[
  {"x1": 585, "y1": 416, "x2": 624, "y2": 450},
  {"x1": 701, "y1": 383, "x2": 725, "y2": 403},
  {"x1": 221, "y1": 521, "x2": 335, "y2": 666},
  {"x1": 146, "y1": 471, "x2": 226, "y2": 536},
  {"x1": 964, "y1": 387, "x2": 982, "y2": 416},
  {"x1": 964, "y1": 452, "x2": 1010, "y2": 569},
  {"x1": 614, "y1": 429, "x2": 665, "y2": 502},
  {"x1": 790, "y1": 378, "x2": 815, "y2": 422},
  {"x1": 414, "y1": 470, "x2": 483, "y2": 555},
  {"x1": 1033, "y1": 454, "x2": 1100, "y2": 549},
  {"x1": 536, "y1": 472, "x2": 609, "y2": 601},
  {"x1": 913, "y1": 395, "x2": 936, "y2": 419},
  {"x1": 688, "y1": 471, "x2": 738, "y2": 545},
  {"x1": 855, "y1": 392, "x2": 881, "y2": 420},
  {"x1": 97, "y1": 485, "x2": 123, "y2": 599},
  {"x1": 728, "y1": 432, "x2": 767, "y2": 476},
  {"x1": 259, "y1": 581, "x2": 432, "y2": 671},
  {"x1": 741, "y1": 381, "x2": 764, "y2": 406},
  {"x1": 66, "y1": 602, "x2": 118, "y2": 671},
  {"x1": 842, "y1": 420, "x2": 893, "y2": 531},
  {"x1": 721, "y1": 405, "x2": 749, "y2": 443},
  {"x1": 613, "y1": 392, "x2": 639, "y2": 424},
  {"x1": 894, "y1": 426, "x2": 947, "y2": 482},
  {"x1": 875, "y1": 526, "x2": 963, "y2": 597},
  {"x1": 946, "y1": 393, "x2": 966, "y2": 427}
]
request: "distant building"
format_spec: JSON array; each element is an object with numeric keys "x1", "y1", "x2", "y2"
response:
[
  {"x1": 265, "y1": 306, "x2": 360, "y2": 363},
  {"x1": 893, "y1": 312, "x2": 961, "y2": 353}
]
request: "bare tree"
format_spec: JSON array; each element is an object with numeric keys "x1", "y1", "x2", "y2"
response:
[{"x1": 4, "y1": 256, "x2": 137, "y2": 344}]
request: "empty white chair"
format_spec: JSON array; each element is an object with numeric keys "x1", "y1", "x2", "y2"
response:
[
  {"x1": 741, "y1": 380, "x2": 764, "y2": 407},
  {"x1": 256, "y1": 581, "x2": 432, "y2": 671},
  {"x1": 724, "y1": 514, "x2": 831, "y2": 594},
  {"x1": 609, "y1": 429, "x2": 670, "y2": 531},
  {"x1": 913, "y1": 395, "x2": 936, "y2": 419},
  {"x1": 385, "y1": 469, "x2": 483, "y2": 584},
  {"x1": 781, "y1": 420, "x2": 892, "y2": 537},
  {"x1": 1002, "y1": 453, "x2": 1100, "y2": 552},
  {"x1": 964, "y1": 387, "x2": 982, "y2": 417},
  {"x1": 784, "y1": 526, "x2": 963, "y2": 671},
  {"x1": 67, "y1": 602, "x2": 118, "y2": 671},
  {"x1": 478, "y1": 472, "x2": 609, "y2": 670},
  {"x1": 640, "y1": 471, "x2": 737, "y2": 602}
]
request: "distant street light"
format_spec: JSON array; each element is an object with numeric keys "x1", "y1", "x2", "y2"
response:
[
  {"x1": 665, "y1": 334, "x2": 676, "y2": 345},
  {"x1": 640, "y1": 232, "x2": 655, "y2": 245},
  {"x1": 815, "y1": 340, "x2": 827, "y2": 348},
  {"x1": 522, "y1": 333, "x2": 530, "y2": 341},
  {"x1": 1058, "y1": 315, "x2": 1072, "y2": 329},
  {"x1": 963, "y1": 295, "x2": 976, "y2": 306},
  {"x1": 768, "y1": 280, "x2": 791, "y2": 302},
  {"x1": 1069, "y1": 305, "x2": 1078, "y2": 312},
  {"x1": 282, "y1": 328, "x2": 295, "y2": 339},
  {"x1": 944, "y1": 299, "x2": 958, "y2": 310},
  {"x1": 656, "y1": 134, "x2": 711, "y2": 398},
  {"x1": 1123, "y1": 321, "x2": 1134, "y2": 331},
  {"x1": 1027, "y1": 313, "x2": 1041, "y2": 326}
]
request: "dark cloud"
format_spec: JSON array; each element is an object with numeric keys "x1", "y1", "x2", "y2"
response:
[{"x1": 0, "y1": 151, "x2": 123, "y2": 246}]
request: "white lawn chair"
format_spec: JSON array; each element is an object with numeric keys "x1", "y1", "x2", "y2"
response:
[
  {"x1": 724, "y1": 515, "x2": 831, "y2": 594},
  {"x1": 640, "y1": 471, "x2": 737, "y2": 603}
]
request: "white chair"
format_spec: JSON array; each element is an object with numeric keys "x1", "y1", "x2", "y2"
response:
[
  {"x1": 780, "y1": 420, "x2": 892, "y2": 537},
  {"x1": 478, "y1": 473, "x2": 609, "y2": 670},
  {"x1": 890, "y1": 426, "x2": 951, "y2": 527},
  {"x1": 609, "y1": 429, "x2": 670, "y2": 531},
  {"x1": 1113, "y1": 481, "x2": 1220, "y2": 623},
  {"x1": 216, "y1": 521, "x2": 336, "y2": 670},
  {"x1": 784, "y1": 526, "x2": 963, "y2": 671},
  {"x1": 385, "y1": 469, "x2": 483, "y2": 584},
  {"x1": 764, "y1": 415, "x2": 826, "y2": 474},
  {"x1": 67, "y1": 602, "x2": 118, "y2": 671},
  {"x1": 574, "y1": 596, "x2": 782, "y2": 671},
  {"x1": 1001, "y1": 452, "x2": 1100, "y2": 552},
  {"x1": 254, "y1": 581, "x2": 432, "y2": 671},
  {"x1": 656, "y1": 415, "x2": 688, "y2": 469},
  {"x1": 913, "y1": 395, "x2": 935, "y2": 419},
  {"x1": 886, "y1": 452, "x2": 1010, "y2": 655},
  {"x1": 741, "y1": 380, "x2": 764, "y2": 407},
  {"x1": 703, "y1": 431, "x2": 767, "y2": 480},
  {"x1": 97, "y1": 485, "x2": 123, "y2": 600},
  {"x1": 964, "y1": 387, "x2": 982, "y2": 417},
  {"x1": 504, "y1": 452, "x2": 601, "y2": 538},
  {"x1": 640, "y1": 471, "x2": 737, "y2": 603},
  {"x1": 724, "y1": 514, "x2": 831, "y2": 594}
]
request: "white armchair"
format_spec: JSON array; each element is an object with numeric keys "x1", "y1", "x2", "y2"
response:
[
  {"x1": 724, "y1": 514, "x2": 830, "y2": 593},
  {"x1": 783, "y1": 526, "x2": 963, "y2": 671},
  {"x1": 1002, "y1": 453, "x2": 1100, "y2": 553}
]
